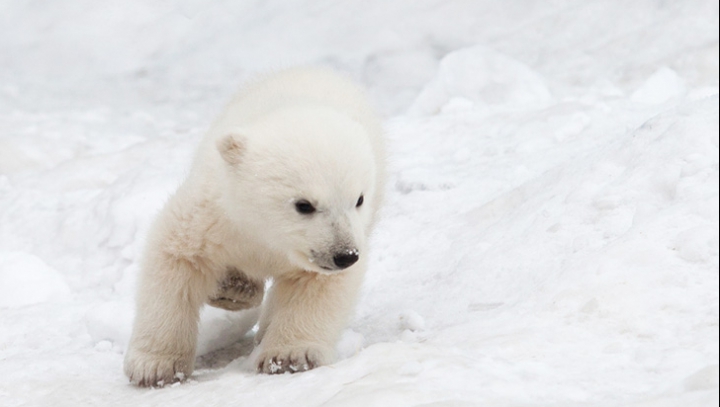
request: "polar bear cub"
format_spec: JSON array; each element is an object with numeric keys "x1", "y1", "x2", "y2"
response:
[{"x1": 123, "y1": 68, "x2": 385, "y2": 387}]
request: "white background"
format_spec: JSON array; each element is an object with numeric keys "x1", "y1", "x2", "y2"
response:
[{"x1": 0, "y1": 1, "x2": 718, "y2": 406}]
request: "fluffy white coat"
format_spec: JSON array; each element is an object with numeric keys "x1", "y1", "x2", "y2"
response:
[{"x1": 123, "y1": 68, "x2": 385, "y2": 387}]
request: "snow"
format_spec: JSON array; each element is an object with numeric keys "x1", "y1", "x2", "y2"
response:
[
  {"x1": 409, "y1": 45, "x2": 554, "y2": 115},
  {"x1": 0, "y1": 0, "x2": 718, "y2": 406},
  {"x1": 0, "y1": 251, "x2": 72, "y2": 308},
  {"x1": 631, "y1": 67, "x2": 687, "y2": 105}
]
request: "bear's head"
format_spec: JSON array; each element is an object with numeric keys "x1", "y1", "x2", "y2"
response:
[{"x1": 215, "y1": 106, "x2": 379, "y2": 274}]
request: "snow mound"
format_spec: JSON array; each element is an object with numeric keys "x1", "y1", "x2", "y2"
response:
[
  {"x1": 0, "y1": 251, "x2": 72, "y2": 308},
  {"x1": 409, "y1": 45, "x2": 553, "y2": 115},
  {"x1": 632, "y1": 67, "x2": 687, "y2": 104}
]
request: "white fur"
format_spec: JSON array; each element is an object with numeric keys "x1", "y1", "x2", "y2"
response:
[{"x1": 123, "y1": 68, "x2": 385, "y2": 386}]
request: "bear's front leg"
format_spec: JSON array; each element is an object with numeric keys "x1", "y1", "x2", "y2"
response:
[
  {"x1": 256, "y1": 264, "x2": 364, "y2": 374},
  {"x1": 124, "y1": 254, "x2": 215, "y2": 387}
]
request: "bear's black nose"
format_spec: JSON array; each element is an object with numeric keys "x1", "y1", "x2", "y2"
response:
[{"x1": 333, "y1": 251, "x2": 359, "y2": 269}]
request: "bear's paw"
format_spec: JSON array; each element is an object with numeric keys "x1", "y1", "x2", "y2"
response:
[
  {"x1": 256, "y1": 345, "x2": 331, "y2": 374},
  {"x1": 123, "y1": 348, "x2": 194, "y2": 387}
]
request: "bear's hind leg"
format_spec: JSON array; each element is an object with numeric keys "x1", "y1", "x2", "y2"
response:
[{"x1": 208, "y1": 267, "x2": 265, "y2": 311}]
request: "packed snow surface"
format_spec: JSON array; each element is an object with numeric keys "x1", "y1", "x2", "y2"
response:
[{"x1": 0, "y1": 1, "x2": 718, "y2": 406}]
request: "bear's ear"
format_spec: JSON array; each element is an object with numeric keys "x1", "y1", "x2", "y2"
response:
[{"x1": 216, "y1": 133, "x2": 246, "y2": 165}]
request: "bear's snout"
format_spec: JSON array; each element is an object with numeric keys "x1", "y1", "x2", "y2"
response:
[{"x1": 333, "y1": 250, "x2": 359, "y2": 269}]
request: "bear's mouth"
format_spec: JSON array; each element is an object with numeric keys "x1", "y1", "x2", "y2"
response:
[
  {"x1": 304, "y1": 250, "x2": 338, "y2": 273},
  {"x1": 291, "y1": 250, "x2": 321, "y2": 272},
  {"x1": 307, "y1": 250, "x2": 336, "y2": 271}
]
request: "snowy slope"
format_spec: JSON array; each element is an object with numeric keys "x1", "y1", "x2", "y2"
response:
[{"x1": 0, "y1": 1, "x2": 718, "y2": 406}]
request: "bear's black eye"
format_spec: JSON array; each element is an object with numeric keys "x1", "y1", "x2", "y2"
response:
[
  {"x1": 295, "y1": 199, "x2": 316, "y2": 214},
  {"x1": 356, "y1": 195, "x2": 364, "y2": 208}
]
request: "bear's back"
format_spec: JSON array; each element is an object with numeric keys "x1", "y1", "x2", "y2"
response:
[{"x1": 210, "y1": 67, "x2": 381, "y2": 141}]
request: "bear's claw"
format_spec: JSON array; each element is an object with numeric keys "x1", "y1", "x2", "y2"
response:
[{"x1": 256, "y1": 347, "x2": 327, "y2": 374}]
